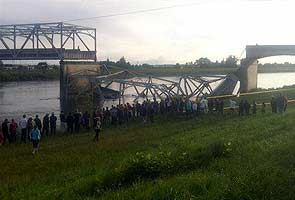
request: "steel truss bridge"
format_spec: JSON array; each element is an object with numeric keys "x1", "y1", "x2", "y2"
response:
[
  {"x1": 0, "y1": 22, "x2": 241, "y2": 108},
  {"x1": 68, "y1": 69, "x2": 237, "y2": 103},
  {"x1": 0, "y1": 22, "x2": 96, "y2": 61}
]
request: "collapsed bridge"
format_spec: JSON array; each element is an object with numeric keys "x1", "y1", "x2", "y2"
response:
[
  {"x1": 1, "y1": 21, "x2": 262, "y2": 112},
  {"x1": 69, "y1": 69, "x2": 239, "y2": 106}
]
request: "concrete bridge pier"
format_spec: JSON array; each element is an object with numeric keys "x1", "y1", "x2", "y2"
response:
[
  {"x1": 59, "y1": 61, "x2": 102, "y2": 114},
  {"x1": 238, "y1": 58, "x2": 258, "y2": 93},
  {"x1": 237, "y1": 45, "x2": 295, "y2": 93}
]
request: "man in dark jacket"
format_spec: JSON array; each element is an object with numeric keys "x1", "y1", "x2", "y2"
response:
[
  {"x1": 42, "y1": 114, "x2": 50, "y2": 136},
  {"x1": 59, "y1": 111, "x2": 66, "y2": 133},
  {"x1": 34, "y1": 115, "x2": 42, "y2": 131},
  {"x1": 66, "y1": 112, "x2": 74, "y2": 133},
  {"x1": 244, "y1": 100, "x2": 251, "y2": 115},
  {"x1": 239, "y1": 100, "x2": 244, "y2": 116},
  {"x1": 50, "y1": 113, "x2": 57, "y2": 135},
  {"x1": 74, "y1": 110, "x2": 81, "y2": 133}
]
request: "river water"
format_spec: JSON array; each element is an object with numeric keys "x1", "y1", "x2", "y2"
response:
[{"x1": 1, "y1": 72, "x2": 295, "y2": 120}]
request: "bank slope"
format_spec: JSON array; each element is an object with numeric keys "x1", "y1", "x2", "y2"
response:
[{"x1": 1, "y1": 107, "x2": 295, "y2": 199}]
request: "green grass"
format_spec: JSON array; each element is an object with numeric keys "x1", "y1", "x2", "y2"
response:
[{"x1": 2, "y1": 92, "x2": 295, "y2": 199}]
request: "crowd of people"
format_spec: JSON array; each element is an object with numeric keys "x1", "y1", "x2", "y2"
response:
[{"x1": 0, "y1": 94, "x2": 289, "y2": 153}]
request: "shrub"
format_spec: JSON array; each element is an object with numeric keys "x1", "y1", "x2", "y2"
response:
[
  {"x1": 94, "y1": 143, "x2": 232, "y2": 196},
  {"x1": 209, "y1": 140, "x2": 232, "y2": 158}
]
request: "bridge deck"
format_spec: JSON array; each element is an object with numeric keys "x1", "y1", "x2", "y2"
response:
[{"x1": 246, "y1": 45, "x2": 295, "y2": 59}]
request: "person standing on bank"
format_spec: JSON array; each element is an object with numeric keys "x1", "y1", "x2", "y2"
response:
[
  {"x1": 31, "y1": 125, "x2": 41, "y2": 154},
  {"x1": 34, "y1": 115, "x2": 42, "y2": 132},
  {"x1": 1, "y1": 119, "x2": 9, "y2": 144},
  {"x1": 93, "y1": 117, "x2": 101, "y2": 143},
  {"x1": 9, "y1": 119, "x2": 18, "y2": 143},
  {"x1": 244, "y1": 100, "x2": 251, "y2": 115},
  {"x1": 19, "y1": 115, "x2": 28, "y2": 143},
  {"x1": 229, "y1": 98, "x2": 236, "y2": 114},
  {"x1": 252, "y1": 101, "x2": 257, "y2": 115},
  {"x1": 27, "y1": 117, "x2": 34, "y2": 141},
  {"x1": 74, "y1": 110, "x2": 81, "y2": 133},
  {"x1": 0, "y1": 123, "x2": 4, "y2": 146},
  {"x1": 42, "y1": 114, "x2": 50, "y2": 136},
  {"x1": 50, "y1": 113, "x2": 57, "y2": 136},
  {"x1": 262, "y1": 102, "x2": 266, "y2": 113},
  {"x1": 59, "y1": 111, "x2": 66, "y2": 133},
  {"x1": 66, "y1": 112, "x2": 74, "y2": 133}
]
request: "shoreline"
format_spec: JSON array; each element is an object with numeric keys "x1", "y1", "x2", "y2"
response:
[{"x1": 0, "y1": 68, "x2": 295, "y2": 83}]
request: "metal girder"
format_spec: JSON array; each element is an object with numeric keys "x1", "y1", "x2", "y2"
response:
[
  {"x1": 0, "y1": 22, "x2": 96, "y2": 61},
  {"x1": 91, "y1": 70, "x2": 226, "y2": 102}
]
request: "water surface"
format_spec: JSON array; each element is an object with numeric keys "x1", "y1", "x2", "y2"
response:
[{"x1": 1, "y1": 72, "x2": 295, "y2": 120}]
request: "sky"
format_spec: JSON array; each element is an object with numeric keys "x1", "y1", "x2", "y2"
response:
[{"x1": 1, "y1": 0, "x2": 295, "y2": 64}]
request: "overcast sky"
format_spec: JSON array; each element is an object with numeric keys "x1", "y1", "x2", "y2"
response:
[{"x1": 1, "y1": 0, "x2": 295, "y2": 64}]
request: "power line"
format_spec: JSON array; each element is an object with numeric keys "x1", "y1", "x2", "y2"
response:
[{"x1": 64, "y1": 0, "x2": 210, "y2": 22}]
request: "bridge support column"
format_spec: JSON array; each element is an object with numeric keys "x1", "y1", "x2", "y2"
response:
[
  {"x1": 238, "y1": 59, "x2": 258, "y2": 92},
  {"x1": 59, "y1": 61, "x2": 101, "y2": 114}
]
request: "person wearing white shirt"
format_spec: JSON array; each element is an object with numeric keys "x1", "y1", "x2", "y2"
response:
[
  {"x1": 19, "y1": 115, "x2": 28, "y2": 143},
  {"x1": 200, "y1": 98, "x2": 208, "y2": 113},
  {"x1": 192, "y1": 101, "x2": 198, "y2": 115},
  {"x1": 229, "y1": 99, "x2": 237, "y2": 114}
]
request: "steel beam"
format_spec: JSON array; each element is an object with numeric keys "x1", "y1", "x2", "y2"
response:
[{"x1": 0, "y1": 22, "x2": 97, "y2": 61}]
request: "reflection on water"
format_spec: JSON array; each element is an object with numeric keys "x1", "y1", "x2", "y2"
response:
[
  {"x1": 1, "y1": 72, "x2": 295, "y2": 119},
  {"x1": 0, "y1": 81, "x2": 60, "y2": 120},
  {"x1": 103, "y1": 76, "x2": 224, "y2": 107},
  {"x1": 257, "y1": 72, "x2": 295, "y2": 89}
]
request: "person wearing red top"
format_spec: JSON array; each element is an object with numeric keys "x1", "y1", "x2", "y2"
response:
[{"x1": 9, "y1": 119, "x2": 18, "y2": 143}]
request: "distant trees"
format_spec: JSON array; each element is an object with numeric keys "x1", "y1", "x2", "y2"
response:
[
  {"x1": 116, "y1": 56, "x2": 131, "y2": 68},
  {"x1": 194, "y1": 57, "x2": 212, "y2": 67},
  {"x1": 118, "y1": 56, "x2": 127, "y2": 65},
  {"x1": 99, "y1": 56, "x2": 133, "y2": 68},
  {"x1": 192, "y1": 56, "x2": 239, "y2": 68},
  {"x1": 258, "y1": 62, "x2": 295, "y2": 68},
  {"x1": 97, "y1": 55, "x2": 241, "y2": 69},
  {"x1": 36, "y1": 62, "x2": 49, "y2": 70},
  {"x1": 224, "y1": 55, "x2": 239, "y2": 67}
]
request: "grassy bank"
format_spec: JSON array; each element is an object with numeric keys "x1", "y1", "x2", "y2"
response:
[
  {"x1": 0, "y1": 69, "x2": 59, "y2": 82},
  {"x1": 2, "y1": 88, "x2": 295, "y2": 199}
]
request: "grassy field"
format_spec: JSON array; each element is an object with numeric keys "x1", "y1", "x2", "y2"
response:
[{"x1": 2, "y1": 89, "x2": 295, "y2": 199}]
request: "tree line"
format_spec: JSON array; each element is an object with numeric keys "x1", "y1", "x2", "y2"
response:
[{"x1": 98, "y1": 55, "x2": 240, "y2": 69}]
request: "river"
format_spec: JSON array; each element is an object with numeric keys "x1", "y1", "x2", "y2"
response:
[{"x1": 1, "y1": 72, "x2": 295, "y2": 120}]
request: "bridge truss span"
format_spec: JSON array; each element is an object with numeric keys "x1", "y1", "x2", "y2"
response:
[
  {"x1": 93, "y1": 70, "x2": 227, "y2": 103},
  {"x1": 0, "y1": 22, "x2": 97, "y2": 61}
]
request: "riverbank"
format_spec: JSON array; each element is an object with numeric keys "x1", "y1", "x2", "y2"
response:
[
  {"x1": 0, "y1": 69, "x2": 59, "y2": 82},
  {"x1": 110, "y1": 66, "x2": 237, "y2": 76},
  {"x1": 109, "y1": 65, "x2": 295, "y2": 77},
  {"x1": 2, "y1": 66, "x2": 295, "y2": 82},
  {"x1": 2, "y1": 87, "x2": 295, "y2": 199},
  {"x1": 259, "y1": 65, "x2": 295, "y2": 73}
]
